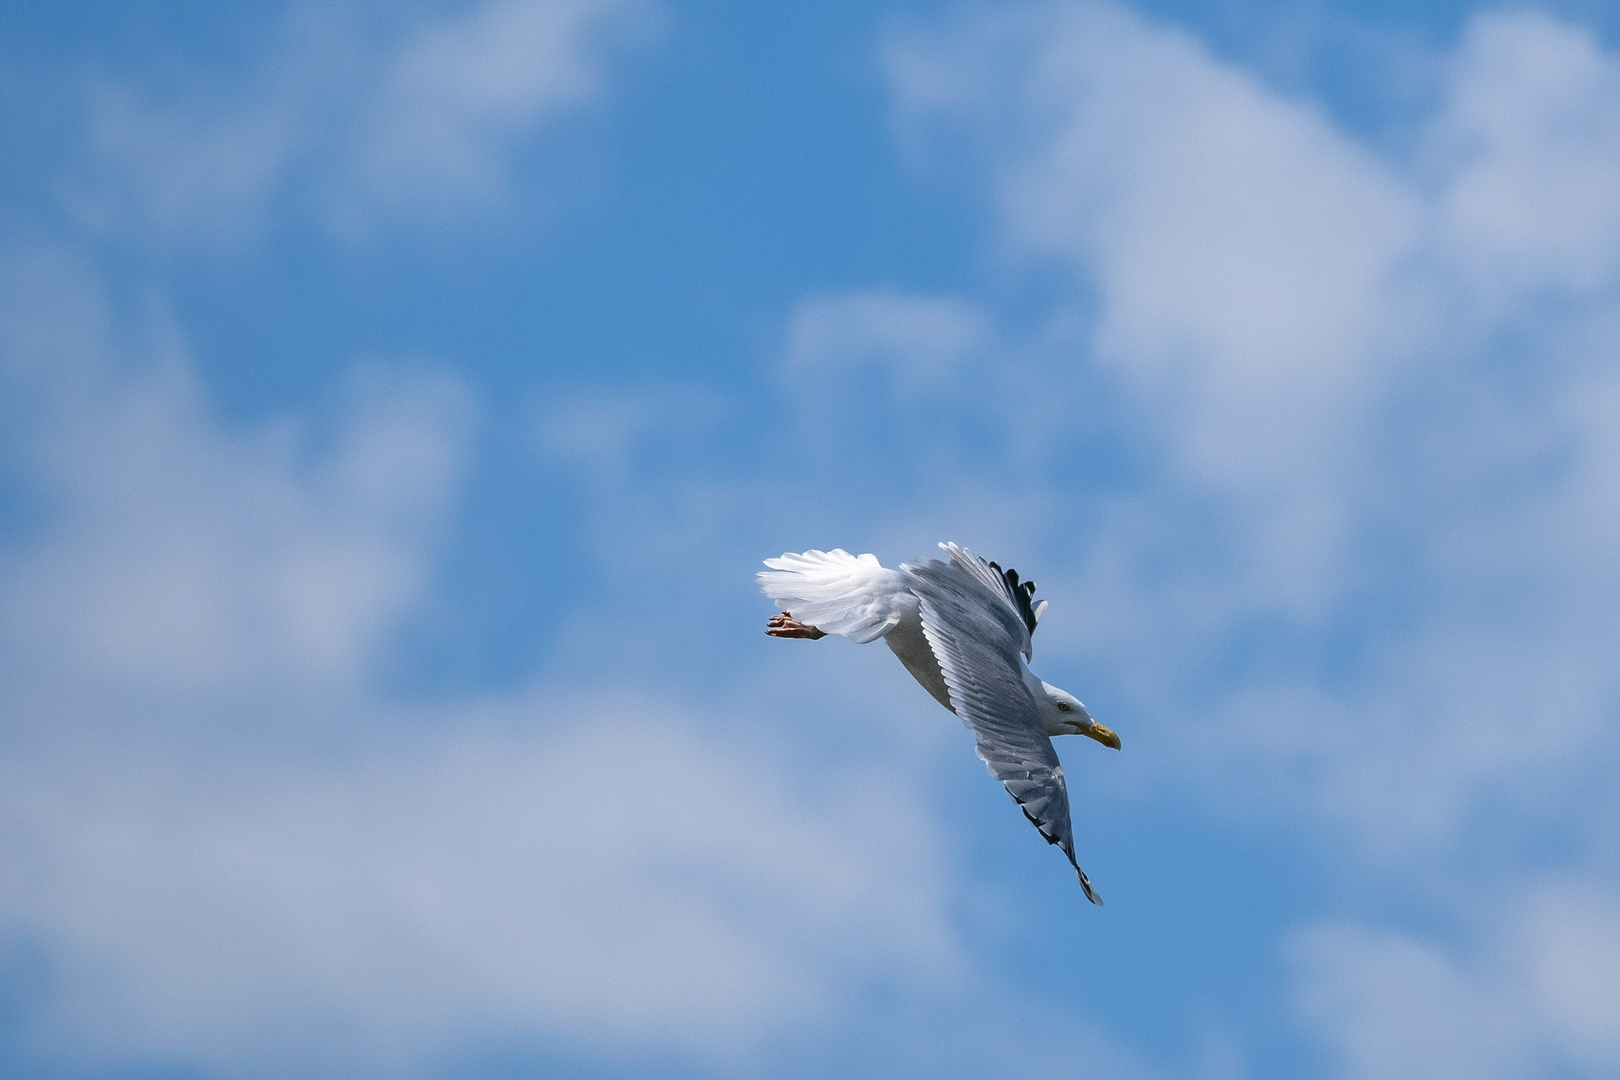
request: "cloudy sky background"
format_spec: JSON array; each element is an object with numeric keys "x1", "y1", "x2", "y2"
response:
[{"x1": 4, "y1": 0, "x2": 1620, "y2": 1076}]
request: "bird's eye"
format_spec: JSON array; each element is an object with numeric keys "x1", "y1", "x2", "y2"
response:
[{"x1": 1056, "y1": 702, "x2": 1072, "y2": 712}]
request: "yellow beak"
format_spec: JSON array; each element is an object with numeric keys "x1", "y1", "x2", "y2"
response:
[{"x1": 1083, "y1": 723, "x2": 1121, "y2": 750}]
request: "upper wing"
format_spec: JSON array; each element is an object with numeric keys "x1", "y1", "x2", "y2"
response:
[
  {"x1": 757, "y1": 549, "x2": 912, "y2": 644},
  {"x1": 991, "y1": 560, "x2": 1048, "y2": 648},
  {"x1": 933, "y1": 542, "x2": 1046, "y2": 660},
  {"x1": 902, "y1": 544, "x2": 1101, "y2": 905}
]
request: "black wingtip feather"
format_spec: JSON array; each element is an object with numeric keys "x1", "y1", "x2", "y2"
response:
[
  {"x1": 989, "y1": 560, "x2": 1041, "y2": 637},
  {"x1": 1021, "y1": 805, "x2": 1062, "y2": 845},
  {"x1": 1020, "y1": 806, "x2": 1103, "y2": 904},
  {"x1": 1077, "y1": 869, "x2": 1104, "y2": 906}
]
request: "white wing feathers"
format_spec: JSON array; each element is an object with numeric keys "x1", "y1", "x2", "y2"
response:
[{"x1": 757, "y1": 549, "x2": 911, "y2": 644}]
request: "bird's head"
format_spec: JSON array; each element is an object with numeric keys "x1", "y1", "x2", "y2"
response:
[{"x1": 1038, "y1": 681, "x2": 1120, "y2": 748}]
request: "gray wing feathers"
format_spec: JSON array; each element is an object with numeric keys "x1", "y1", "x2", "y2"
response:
[
  {"x1": 903, "y1": 547, "x2": 1102, "y2": 905},
  {"x1": 935, "y1": 541, "x2": 1036, "y2": 659}
]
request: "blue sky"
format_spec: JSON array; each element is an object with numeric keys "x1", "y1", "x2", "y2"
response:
[{"x1": 4, "y1": 1, "x2": 1620, "y2": 1077}]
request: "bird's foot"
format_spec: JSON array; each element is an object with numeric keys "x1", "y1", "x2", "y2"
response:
[{"x1": 767, "y1": 612, "x2": 826, "y2": 639}]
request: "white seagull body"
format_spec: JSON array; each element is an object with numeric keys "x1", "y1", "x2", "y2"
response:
[{"x1": 759, "y1": 542, "x2": 1119, "y2": 905}]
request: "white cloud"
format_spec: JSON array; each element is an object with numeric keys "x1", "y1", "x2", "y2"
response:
[
  {"x1": 889, "y1": 0, "x2": 1620, "y2": 848},
  {"x1": 786, "y1": 291, "x2": 988, "y2": 390},
  {"x1": 893, "y1": 0, "x2": 1423, "y2": 621},
  {"x1": 1292, "y1": 883, "x2": 1620, "y2": 1079},
  {"x1": 533, "y1": 384, "x2": 720, "y2": 475},
  {"x1": 1433, "y1": 12, "x2": 1620, "y2": 297},
  {"x1": 0, "y1": 244, "x2": 985, "y2": 1076},
  {"x1": 80, "y1": 47, "x2": 321, "y2": 243},
  {"x1": 18, "y1": 0, "x2": 1620, "y2": 1074},
  {"x1": 1290, "y1": 921, "x2": 1530, "y2": 1080},
  {"x1": 73, "y1": 0, "x2": 651, "y2": 242},
  {"x1": 1525, "y1": 883, "x2": 1620, "y2": 1062},
  {"x1": 0, "y1": 711, "x2": 955, "y2": 1071},
  {"x1": 0, "y1": 246, "x2": 473, "y2": 700},
  {"x1": 887, "y1": 2, "x2": 1620, "y2": 1075},
  {"x1": 349, "y1": 0, "x2": 647, "y2": 215},
  {"x1": 767, "y1": 288, "x2": 1088, "y2": 532}
]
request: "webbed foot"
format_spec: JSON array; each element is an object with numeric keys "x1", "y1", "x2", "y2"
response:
[{"x1": 767, "y1": 612, "x2": 826, "y2": 639}]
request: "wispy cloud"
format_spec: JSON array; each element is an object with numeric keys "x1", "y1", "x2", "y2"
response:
[
  {"x1": 11, "y1": 0, "x2": 1620, "y2": 1075},
  {"x1": 69, "y1": 0, "x2": 653, "y2": 245},
  {"x1": 0, "y1": 250, "x2": 902, "y2": 1072},
  {"x1": 0, "y1": 246, "x2": 474, "y2": 699},
  {"x1": 3, "y1": 708, "x2": 956, "y2": 1071},
  {"x1": 884, "y1": 2, "x2": 1620, "y2": 1074},
  {"x1": 0, "y1": 245, "x2": 990, "y2": 1077},
  {"x1": 1292, "y1": 882, "x2": 1620, "y2": 1079},
  {"x1": 1433, "y1": 12, "x2": 1620, "y2": 295}
]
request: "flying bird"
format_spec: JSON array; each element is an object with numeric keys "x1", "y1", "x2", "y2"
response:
[{"x1": 759, "y1": 542, "x2": 1119, "y2": 905}]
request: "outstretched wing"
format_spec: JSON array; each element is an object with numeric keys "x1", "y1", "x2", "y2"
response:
[
  {"x1": 757, "y1": 549, "x2": 912, "y2": 644},
  {"x1": 902, "y1": 544, "x2": 1101, "y2": 904}
]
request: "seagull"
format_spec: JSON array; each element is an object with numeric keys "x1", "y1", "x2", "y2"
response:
[{"x1": 759, "y1": 542, "x2": 1119, "y2": 905}]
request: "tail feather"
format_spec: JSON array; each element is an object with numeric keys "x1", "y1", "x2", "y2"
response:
[{"x1": 757, "y1": 548, "x2": 909, "y2": 644}]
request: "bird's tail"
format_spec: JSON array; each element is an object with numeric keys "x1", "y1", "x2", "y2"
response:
[{"x1": 757, "y1": 549, "x2": 906, "y2": 644}]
